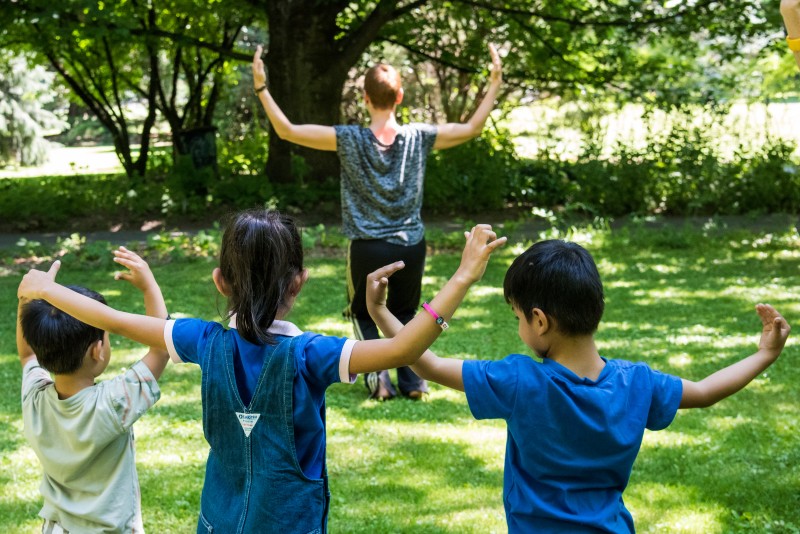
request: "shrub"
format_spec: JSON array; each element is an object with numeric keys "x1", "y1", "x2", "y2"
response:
[{"x1": 424, "y1": 126, "x2": 522, "y2": 213}]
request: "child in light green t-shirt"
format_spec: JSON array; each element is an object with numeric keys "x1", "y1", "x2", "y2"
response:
[{"x1": 17, "y1": 247, "x2": 169, "y2": 533}]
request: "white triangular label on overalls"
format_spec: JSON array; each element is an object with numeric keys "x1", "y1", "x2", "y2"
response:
[{"x1": 236, "y1": 412, "x2": 261, "y2": 437}]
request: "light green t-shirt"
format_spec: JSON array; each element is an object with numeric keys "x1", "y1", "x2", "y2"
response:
[{"x1": 21, "y1": 359, "x2": 160, "y2": 533}]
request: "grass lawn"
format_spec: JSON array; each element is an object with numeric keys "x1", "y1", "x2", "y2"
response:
[{"x1": 1, "y1": 220, "x2": 799, "y2": 533}]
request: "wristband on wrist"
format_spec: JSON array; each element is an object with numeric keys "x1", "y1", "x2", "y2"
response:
[
  {"x1": 254, "y1": 84, "x2": 267, "y2": 95},
  {"x1": 421, "y1": 302, "x2": 449, "y2": 331},
  {"x1": 788, "y1": 37, "x2": 800, "y2": 52}
]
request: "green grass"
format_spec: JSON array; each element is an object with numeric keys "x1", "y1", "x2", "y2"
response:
[{"x1": 1, "y1": 221, "x2": 799, "y2": 533}]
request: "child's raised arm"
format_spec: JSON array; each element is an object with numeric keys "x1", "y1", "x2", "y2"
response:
[
  {"x1": 18, "y1": 261, "x2": 168, "y2": 353},
  {"x1": 349, "y1": 224, "x2": 506, "y2": 376},
  {"x1": 366, "y1": 261, "x2": 466, "y2": 391},
  {"x1": 679, "y1": 304, "x2": 790, "y2": 408},
  {"x1": 252, "y1": 45, "x2": 337, "y2": 151},
  {"x1": 113, "y1": 246, "x2": 170, "y2": 380}
]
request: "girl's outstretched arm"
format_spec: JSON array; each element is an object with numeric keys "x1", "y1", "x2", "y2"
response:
[
  {"x1": 679, "y1": 304, "x2": 790, "y2": 408},
  {"x1": 349, "y1": 224, "x2": 506, "y2": 375},
  {"x1": 366, "y1": 261, "x2": 465, "y2": 391},
  {"x1": 18, "y1": 260, "x2": 168, "y2": 351}
]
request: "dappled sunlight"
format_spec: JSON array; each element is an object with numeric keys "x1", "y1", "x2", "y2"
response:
[
  {"x1": 422, "y1": 274, "x2": 447, "y2": 286},
  {"x1": 641, "y1": 429, "x2": 710, "y2": 449},
  {"x1": 0, "y1": 445, "x2": 42, "y2": 503},
  {"x1": 628, "y1": 482, "x2": 724, "y2": 533},
  {"x1": 470, "y1": 285, "x2": 503, "y2": 298},
  {"x1": 307, "y1": 263, "x2": 342, "y2": 278},
  {"x1": 605, "y1": 279, "x2": 636, "y2": 288},
  {"x1": 650, "y1": 263, "x2": 680, "y2": 274},
  {"x1": 703, "y1": 415, "x2": 754, "y2": 432},
  {"x1": 135, "y1": 446, "x2": 206, "y2": 470},
  {"x1": 667, "y1": 352, "x2": 693, "y2": 368},
  {"x1": 668, "y1": 332, "x2": 750, "y2": 349},
  {"x1": 304, "y1": 317, "x2": 350, "y2": 336}
]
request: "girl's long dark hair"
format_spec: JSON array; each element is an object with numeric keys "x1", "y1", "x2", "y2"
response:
[{"x1": 219, "y1": 208, "x2": 304, "y2": 345}]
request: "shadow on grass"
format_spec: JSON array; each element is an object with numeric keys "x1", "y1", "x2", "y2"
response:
[{"x1": 632, "y1": 419, "x2": 800, "y2": 530}]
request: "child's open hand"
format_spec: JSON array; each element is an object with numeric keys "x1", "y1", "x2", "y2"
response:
[
  {"x1": 18, "y1": 260, "x2": 61, "y2": 301},
  {"x1": 755, "y1": 303, "x2": 790, "y2": 358},
  {"x1": 365, "y1": 261, "x2": 405, "y2": 314},
  {"x1": 113, "y1": 246, "x2": 157, "y2": 293},
  {"x1": 456, "y1": 225, "x2": 507, "y2": 285}
]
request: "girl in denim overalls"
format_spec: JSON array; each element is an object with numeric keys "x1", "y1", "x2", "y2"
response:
[{"x1": 18, "y1": 208, "x2": 507, "y2": 532}]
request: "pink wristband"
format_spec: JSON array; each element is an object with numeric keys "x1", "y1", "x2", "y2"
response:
[{"x1": 421, "y1": 302, "x2": 449, "y2": 330}]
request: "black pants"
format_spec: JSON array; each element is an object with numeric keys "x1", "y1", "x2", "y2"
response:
[{"x1": 345, "y1": 238, "x2": 428, "y2": 395}]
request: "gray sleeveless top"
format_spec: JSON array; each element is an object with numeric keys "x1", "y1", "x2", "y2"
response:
[{"x1": 334, "y1": 123, "x2": 437, "y2": 245}]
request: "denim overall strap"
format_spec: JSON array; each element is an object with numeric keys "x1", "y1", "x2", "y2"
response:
[{"x1": 197, "y1": 329, "x2": 327, "y2": 534}]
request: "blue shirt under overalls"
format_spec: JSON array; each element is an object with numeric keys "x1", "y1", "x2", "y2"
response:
[{"x1": 165, "y1": 318, "x2": 356, "y2": 533}]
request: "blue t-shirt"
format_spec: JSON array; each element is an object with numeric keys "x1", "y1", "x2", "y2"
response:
[
  {"x1": 165, "y1": 318, "x2": 356, "y2": 479},
  {"x1": 463, "y1": 355, "x2": 683, "y2": 533},
  {"x1": 334, "y1": 123, "x2": 438, "y2": 245}
]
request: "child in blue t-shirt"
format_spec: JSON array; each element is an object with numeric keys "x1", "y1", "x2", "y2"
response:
[
  {"x1": 365, "y1": 238, "x2": 790, "y2": 533},
  {"x1": 16, "y1": 209, "x2": 506, "y2": 533}
]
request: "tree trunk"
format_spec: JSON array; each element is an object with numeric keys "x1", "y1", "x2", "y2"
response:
[{"x1": 264, "y1": 4, "x2": 348, "y2": 184}]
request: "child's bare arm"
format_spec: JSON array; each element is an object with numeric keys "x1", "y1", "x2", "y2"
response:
[
  {"x1": 18, "y1": 261, "x2": 168, "y2": 352},
  {"x1": 113, "y1": 246, "x2": 170, "y2": 380},
  {"x1": 350, "y1": 224, "x2": 506, "y2": 375},
  {"x1": 433, "y1": 43, "x2": 503, "y2": 150},
  {"x1": 252, "y1": 45, "x2": 337, "y2": 151},
  {"x1": 781, "y1": 0, "x2": 800, "y2": 69},
  {"x1": 680, "y1": 304, "x2": 790, "y2": 408},
  {"x1": 365, "y1": 261, "x2": 465, "y2": 390}
]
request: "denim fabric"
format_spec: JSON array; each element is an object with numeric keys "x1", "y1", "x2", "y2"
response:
[{"x1": 196, "y1": 329, "x2": 329, "y2": 533}]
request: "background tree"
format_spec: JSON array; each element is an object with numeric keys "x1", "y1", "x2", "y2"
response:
[
  {"x1": 1, "y1": 0, "x2": 786, "y2": 186},
  {"x1": 0, "y1": 0, "x2": 254, "y2": 180},
  {"x1": 0, "y1": 52, "x2": 67, "y2": 167}
]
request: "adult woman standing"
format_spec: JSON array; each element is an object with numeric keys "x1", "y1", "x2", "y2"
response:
[{"x1": 251, "y1": 44, "x2": 503, "y2": 400}]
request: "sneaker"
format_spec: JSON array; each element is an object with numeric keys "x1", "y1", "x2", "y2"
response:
[
  {"x1": 365, "y1": 372, "x2": 395, "y2": 401},
  {"x1": 405, "y1": 390, "x2": 426, "y2": 400}
]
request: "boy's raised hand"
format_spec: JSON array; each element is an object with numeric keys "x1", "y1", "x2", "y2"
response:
[
  {"x1": 456, "y1": 225, "x2": 507, "y2": 285},
  {"x1": 113, "y1": 246, "x2": 169, "y2": 323},
  {"x1": 366, "y1": 261, "x2": 405, "y2": 311},
  {"x1": 18, "y1": 260, "x2": 61, "y2": 301},
  {"x1": 755, "y1": 303, "x2": 790, "y2": 358}
]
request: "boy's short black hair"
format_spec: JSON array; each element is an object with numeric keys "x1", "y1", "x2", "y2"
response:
[
  {"x1": 503, "y1": 240, "x2": 604, "y2": 336},
  {"x1": 20, "y1": 286, "x2": 107, "y2": 374}
]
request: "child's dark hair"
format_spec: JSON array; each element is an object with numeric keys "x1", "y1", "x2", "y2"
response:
[
  {"x1": 219, "y1": 208, "x2": 304, "y2": 345},
  {"x1": 20, "y1": 286, "x2": 107, "y2": 374},
  {"x1": 503, "y1": 239, "x2": 604, "y2": 336}
]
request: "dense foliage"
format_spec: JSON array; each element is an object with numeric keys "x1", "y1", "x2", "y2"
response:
[{"x1": 1, "y1": 1, "x2": 791, "y2": 182}]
